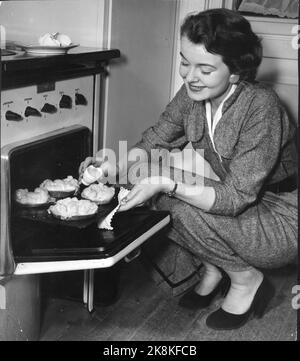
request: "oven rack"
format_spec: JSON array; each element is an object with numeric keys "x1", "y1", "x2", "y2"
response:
[{"x1": 12, "y1": 199, "x2": 171, "y2": 262}]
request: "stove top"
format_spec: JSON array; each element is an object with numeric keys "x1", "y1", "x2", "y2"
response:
[
  {"x1": 1, "y1": 49, "x2": 16, "y2": 56},
  {"x1": 1, "y1": 45, "x2": 120, "y2": 65},
  {"x1": 1, "y1": 46, "x2": 120, "y2": 90}
]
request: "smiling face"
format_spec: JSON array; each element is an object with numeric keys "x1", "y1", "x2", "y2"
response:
[{"x1": 179, "y1": 36, "x2": 234, "y2": 107}]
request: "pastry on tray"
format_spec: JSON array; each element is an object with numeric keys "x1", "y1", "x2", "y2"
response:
[
  {"x1": 81, "y1": 183, "x2": 115, "y2": 204},
  {"x1": 48, "y1": 197, "x2": 98, "y2": 220},
  {"x1": 15, "y1": 187, "x2": 50, "y2": 205},
  {"x1": 40, "y1": 176, "x2": 79, "y2": 197}
]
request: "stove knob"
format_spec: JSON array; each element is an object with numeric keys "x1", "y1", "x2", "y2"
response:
[
  {"x1": 75, "y1": 93, "x2": 88, "y2": 106},
  {"x1": 59, "y1": 94, "x2": 72, "y2": 109},
  {"x1": 25, "y1": 106, "x2": 41, "y2": 117},
  {"x1": 5, "y1": 110, "x2": 23, "y2": 121},
  {"x1": 41, "y1": 103, "x2": 57, "y2": 114}
]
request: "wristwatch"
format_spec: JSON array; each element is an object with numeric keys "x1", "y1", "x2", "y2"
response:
[{"x1": 166, "y1": 181, "x2": 178, "y2": 198}]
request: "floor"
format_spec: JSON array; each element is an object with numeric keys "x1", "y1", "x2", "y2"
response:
[{"x1": 40, "y1": 259, "x2": 298, "y2": 341}]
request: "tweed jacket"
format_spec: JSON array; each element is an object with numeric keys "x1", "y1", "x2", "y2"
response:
[{"x1": 134, "y1": 81, "x2": 297, "y2": 216}]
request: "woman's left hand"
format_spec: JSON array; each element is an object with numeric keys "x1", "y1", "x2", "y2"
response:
[{"x1": 118, "y1": 176, "x2": 174, "y2": 212}]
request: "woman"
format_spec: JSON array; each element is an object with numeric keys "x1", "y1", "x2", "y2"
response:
[{"x1": 79, "y1": 9, "x2": 298, "y2": 330}]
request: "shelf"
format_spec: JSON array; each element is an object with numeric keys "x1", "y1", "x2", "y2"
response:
[{"x1": 1, "y1": 47, "x2": 121, "y2": 89}]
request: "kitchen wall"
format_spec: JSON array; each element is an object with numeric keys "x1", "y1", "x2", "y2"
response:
[
  {"x1": 248, "y1": 17, "x2": 298, "y2": 126},
  {"x1": 103, "y1": 0, "x2": 177, "y2": 152},
  {"x1": 0, "y1": 0, "x2": 106, "y2": 47}
]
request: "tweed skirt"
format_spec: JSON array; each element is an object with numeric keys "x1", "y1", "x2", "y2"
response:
[
  {"x1": 144, "y1": 189, "x2": 298, "y2": 295},
  {"x1": 127, "y1": 162, "x2": 298, "y2": 295}
]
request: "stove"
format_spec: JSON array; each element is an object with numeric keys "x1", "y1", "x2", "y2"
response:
[{"x1": 1, "y1": 46, "x2": 170, "y2": 280}]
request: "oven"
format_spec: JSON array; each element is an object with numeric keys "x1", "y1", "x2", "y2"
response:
[
  {"x1": 2, "y1": 124, "x2": 170, "y2": 275},
  {"x1": 1, "y1": 47, "x2": 120, "y2": 276},
  {"x1": 0, "y1": 47, "x2": 170, "y2": 339}
]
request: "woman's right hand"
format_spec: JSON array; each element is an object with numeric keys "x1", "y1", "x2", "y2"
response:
[
  {"x1": 78, "y1": 155, "x2": 119, "y2": 183},
  {"x1": 78, "y1": 156, "x2": 99, "y2": 182}
]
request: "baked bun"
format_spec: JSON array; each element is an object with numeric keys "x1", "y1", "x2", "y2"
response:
[
  {"x1": 81, "y1": 183, "x2": 115, "y2": 204},
  {"x1": 15, "y1": 187, "x2": 50, "y2": 205},
  {"x1": 48, "y1": 197, "x2": 98, "y2": 219},
  {"x1": 40, "y1": 176, "x2": 79, "y2": 192}
]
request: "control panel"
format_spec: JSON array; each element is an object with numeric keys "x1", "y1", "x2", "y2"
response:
[{"x1": 1, "y1": 76, "x2": 94, "y2": 147}]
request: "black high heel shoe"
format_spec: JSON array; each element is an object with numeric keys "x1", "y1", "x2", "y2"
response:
[
  {"x1": 178, "y1": 273, "x2": 231, "y2": 310},
  {"x1": 206, "y1": 276, "x2": 275, "y2": 330}
]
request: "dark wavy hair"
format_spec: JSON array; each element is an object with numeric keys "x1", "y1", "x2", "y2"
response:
[{"x1": 180, "y1": 9, "x2": 262, "y2": 82}]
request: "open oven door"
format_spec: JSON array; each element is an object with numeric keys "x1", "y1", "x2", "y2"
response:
[{"x1": 1, "y1": 125, "x2": 170, "y2": 277}]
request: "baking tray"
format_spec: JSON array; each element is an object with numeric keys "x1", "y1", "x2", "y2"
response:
[
  {"x1": 15, "y1": 198, "x2": 55, "y2": 208},
  {"x1": 50, "y1": 212, "x2": 97, "y2": 222},
  {"x1": 14, "y1": 189, "x2": 120, "y2": 229},
  {"x1": 81, "y1": 193, "x2": 114, "y2": 205},
  {"x1": 48, "y1": 190, "x2": 76, "y2": 199}
]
